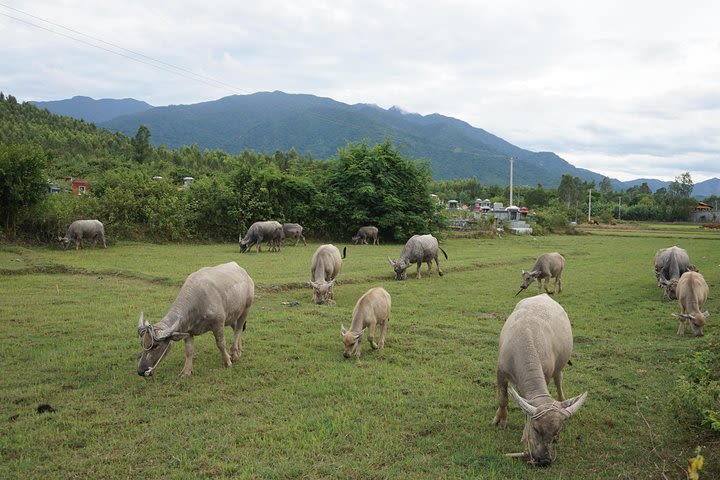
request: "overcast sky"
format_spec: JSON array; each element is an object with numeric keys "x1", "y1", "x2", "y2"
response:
[{"x1": 2, "y1": 1, "x2": 719, "y2": 182}]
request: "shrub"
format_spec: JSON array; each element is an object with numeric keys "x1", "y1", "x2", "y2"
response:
[{"x1": 671, "y1": 343, "x2": 720, "y2": 432}]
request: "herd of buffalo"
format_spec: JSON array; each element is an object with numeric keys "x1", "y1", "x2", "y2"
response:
[{"x1": 58, "y1": 218, "x2": 710, "y2": 466}]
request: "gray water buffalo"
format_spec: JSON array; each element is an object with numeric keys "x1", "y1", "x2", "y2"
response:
[
  {"x1": 136, "y1": 261, "x2": 254, "y2": 378},
  {"x1": 310, "y1": 244, "x2": 344, "y2": 305},
  {"x1": 675, "y1": 271, "x2": 709, "y2": 337},
  {"x1": 654, "y1": 246, "x2": 693, "y2": 300},
  {"x1": 58, "y1": 219, "x2": 106, "y2": 250},
  {"x1": 518, "y1": 252, "x2": 565, "y2": 296},
  {"x1": 239, "y1": 220, "x2": 284, "y2": 253},
  {"x1": 387, "y1": 234, "x2": 447, "y2": 280},
  {"x1": 491, "y1": 294, "x2": 587, "y2": 466},
  {"x1": 352, "y1": 226, "x2": 379, "y2": 245},
  {"x1": 341, "y1": 287, "x2": 391, "y2": 358},
  {"x1": 282, "y1": 223, "x2": 307, "y2": 246}
]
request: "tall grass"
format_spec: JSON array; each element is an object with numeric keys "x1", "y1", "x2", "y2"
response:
[{"x1": 1, "y1": 228, "x2": 718, "y2": 479}]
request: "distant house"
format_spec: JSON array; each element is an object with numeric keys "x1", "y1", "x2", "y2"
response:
[
  {"x1": 691, "y1": 202, "x2": 718, "y2": 223},
  {"x1": 71, "y1": 179, "x2": 89, "y2": 197}
]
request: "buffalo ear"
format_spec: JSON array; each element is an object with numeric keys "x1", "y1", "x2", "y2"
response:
[
  {"x1": 309, "y1": 281, "x2": 318, "y2": 288},
  {"x1": 354, "y1": 328, "x2": 365, "y2": 340},
  {"x1": 341, "y1": 324, "x2": 347, "y2": 336}
]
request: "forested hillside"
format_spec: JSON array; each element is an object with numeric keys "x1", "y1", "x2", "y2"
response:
[
  {"x1": 0, "y1": 93, "x2": 710, "y2": 245},
  {"x1": 97, "y1": 91, "x2": 607, "y2": 186},
  {"x1": 0, "y1": 93, "x2": 441, "y2": 243}
]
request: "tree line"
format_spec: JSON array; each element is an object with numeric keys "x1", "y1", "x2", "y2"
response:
[{"x1": 0, "y1": 93, "x2": 708, "y2": 244}]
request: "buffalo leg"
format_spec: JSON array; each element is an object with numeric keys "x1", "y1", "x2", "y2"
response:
[
  {"x1": 553, "y1": 371, "x2": 565, "y2": 401},
  {"x1": 378, "y1": 319, "x2": 388, "y2": 348},
  {"x1": 368, "y1": 321, "x2": 379, "y2": 349},
  {"x1": 180, "y1": 336, "x2": 195, "y2": 378},
  {"x1": 491, "y1": 370, "x2": 509, "y2": 428},
  {"x1": 676, "y1": 318, "x2": 686, "y2": 335},
  {"x1": 426, "y1": 260, "x2": 434, "y2": 276},
  {"x1": 436, "y1": 258, "x2": 444, "y2": 276},
  {"x1": 231, "y1": 312, "x2": 249, "y2": 361},
  {"x1": 212, "y1": 327, "x2": 232, "y2": 368},
  {"x1": 415, "y1": 262, "x2": 422, "y2": 279}
]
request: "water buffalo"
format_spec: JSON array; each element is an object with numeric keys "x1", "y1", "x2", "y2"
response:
[
  {"x1": 675, "y1": 271, "x2": 709, "y2": 336},
  {"x1": 341, "y1": 287, "x2": 391, "y2": 358},
  {"x1": 282, "y1": 223, "x2": 307, "y2": 246},
  {"x1": 239, "y1": 221, "x2": 284, "y2": 253},
  {"x1": 387, "y1": 234, "x2": 447, "y2": 280},
  {"x1": 654, "y1": 246, "x2": 693, "y2": 300},
  {"x1": 136, "y1": 262, "x2": 254, "y2": 378},
  {"x1": 491, "y1": 294, "x2": 588, "y2": 466},
  {"x1": 310, "y1": 244, "x2": 344, "y2": 305},
  {"x1": 352, "y1": 226, "x2": 379, "y2": 245},
  {"x1": 517, "y1": 252, "x2": 565, "y2": 296},
  {"x1": 58, "y1": 219, "x2": 106, "y2": 250}
]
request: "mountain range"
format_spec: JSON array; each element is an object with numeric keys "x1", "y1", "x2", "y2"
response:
[{"x1": 31, "y1": 92, "x2": 719, "y2": 196}]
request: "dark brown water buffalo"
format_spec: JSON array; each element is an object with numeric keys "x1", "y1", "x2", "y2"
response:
[
  {"x1": 239, "y1": 221, "x2": 284, "y2": 253},
  {"x1": 654, "y1": 246, "x2": 693, "y2": 300}
]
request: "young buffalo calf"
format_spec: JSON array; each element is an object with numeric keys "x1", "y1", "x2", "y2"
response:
[
  {"x1": 341, "y1": 287, "x2": 391, "y2": 358},
  {"x1": 675, "y1": 271, "x2": 710, "y2": 336}
]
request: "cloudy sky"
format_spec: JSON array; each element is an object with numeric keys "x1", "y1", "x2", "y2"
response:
[{"x1": 2, "y1": 1, "x2": 719, "y2": 182}]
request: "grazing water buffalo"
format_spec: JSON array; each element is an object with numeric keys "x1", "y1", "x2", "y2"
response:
[
  {"x1": 309, "y1": 244, "x2": 344, "y2": 305},
  {"x1": 341, "y1": 287, "x2": 391, "y2": 358},
  {"x1": 239, "y1": 221, "x2": 284, "y2": 253},
  {"x1": 58, "y1": 219, "x2": 106, "y2": 250},
  {"x1": 387, "y1": 234, "x2": 447, "y2": 280},
  {"x1": 352, "y1": 226, "x2": 379, "y2": 245},
  {"x1": 282, "y1": 223, "x2": 307, "y2": 246},
  {"x1": 675, "y1": 271, "x2": 710, "y2": 337},
  {"x1": 654, "y1": 246, "x2": 693, "y2": 300},
  {"x1": 136, "y1": 262, "x2": 254, "y2": 378},
  {"x1": 518, "y1": 252, "x2": 565, "y2": 296},
  {"x1": 491, "y1": 294, "x2": 588, "y2": 466}
]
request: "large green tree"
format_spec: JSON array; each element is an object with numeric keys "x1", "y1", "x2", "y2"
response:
[
  {"x1": 325, "y1": 140, "x2": 437, "y2": 241},
  {"x1": 0, "y1": 144, "x2": 48, "y2": 235}
]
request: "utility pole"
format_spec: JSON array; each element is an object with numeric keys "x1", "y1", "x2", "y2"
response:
[
  {"x1": 618, "y1": 197, "x2": 622, "y2": 220},
  {"x1": 587, "y1": 189, "x2": 592, "y2": 223},
  {"x1": 509, "y1": 156, "x2": 514, "y2": 207}
]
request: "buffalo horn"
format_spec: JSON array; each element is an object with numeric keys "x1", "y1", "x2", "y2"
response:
[
  {"x1": 508, "y1": 387, "x2": 538, "y2": 417},
  {"x1": 137, "y1": 311, "x2": 149, "y2": 335}
]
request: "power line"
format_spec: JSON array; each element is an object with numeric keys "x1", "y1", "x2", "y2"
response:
[
  {"x1": 0, "y1": 3, "x2": 459, "y2": 155},
  {"x1": 0, "y1": 6, "x2": 242, "y2": 95}
]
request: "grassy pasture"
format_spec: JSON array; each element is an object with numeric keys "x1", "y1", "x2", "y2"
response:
[{"x1": 1, "y1": 227, "x2": 718, "y2": 479}]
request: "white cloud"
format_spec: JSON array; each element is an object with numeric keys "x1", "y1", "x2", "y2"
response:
[{"x1": 1, "y1": 0, "x2": 719, "y2": 182}]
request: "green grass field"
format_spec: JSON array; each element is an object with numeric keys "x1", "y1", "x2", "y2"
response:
[{"x1": 1, "y1": 227, "x2": 718, "y2": 479}]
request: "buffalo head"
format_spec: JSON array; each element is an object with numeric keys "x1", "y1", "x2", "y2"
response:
[
  {"x1": 310, "y1": 279, "x2": 335, "y2": 305},
  {"x1": 136, "y1": 312, "x2": 187, "y2": 377},
  {"x1": 387, "y1": 257, "x2": 409, "y2": 280},
  {"x1": 509, "y1": 387, "x2": 587, "y2": 467},
  {"x1": 340, "y1": 324, "x2": 365, "y2": 358}
]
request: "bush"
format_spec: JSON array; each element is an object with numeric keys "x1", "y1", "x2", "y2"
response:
[
  {"x1": 671, "y1": 343, "x2": 720, "y2": 432},
  {"x1": 534, "y1": 207, "x2": 572, "y2": 233}
]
